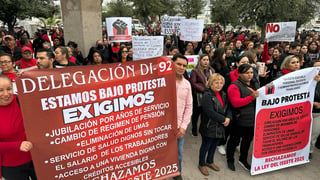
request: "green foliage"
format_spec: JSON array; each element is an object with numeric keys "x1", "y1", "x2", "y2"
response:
[
  {"x1": 210, "y1": 0, "x2": 239, "y2": 30},
  {"x1": 102, "y1": 0, "x2": 133, "y2": 20},
  {"x1": 234, "y1": 0, "x2": 318, "y2": 38},
  {"x1": 0, "y1": 0, "x2": 57, "y2": 34},
  {"x1": 179, "y1": 0, "x2": 206, "y2": 18},
  {"x1": 39, "y1": 17, "x2": 61, "y2": 28},
  {"x1": 159, "y1": 0, "x2": 179, "y2": 16},
  {"x1": 102, "y1": 0, "x2": 179, "y2": 25},
  {"x1": 130, "y1": 0, "x2": 166, "y2": 25}
]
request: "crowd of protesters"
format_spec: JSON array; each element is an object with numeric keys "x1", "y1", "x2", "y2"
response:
[{"x1": 0, "y1": 22, "x2": 320, "y2": 180}]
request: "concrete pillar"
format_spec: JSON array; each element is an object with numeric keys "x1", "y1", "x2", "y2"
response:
[{"x1": 60, "y1": 0, "x2": 102, "y2": 57}]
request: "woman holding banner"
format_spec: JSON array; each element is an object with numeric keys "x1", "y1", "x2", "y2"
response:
[
  {"x1": 0, "y1": 75, "x2": 37, "y2": 179},
  {"x1": 190, "y1": 54, "x2": 215, "y2": 136},
  {"x1": 226, "y1": 64, "x2": 259, "y2": 171},
  {"x1": 198, "y1": 73, "x2": 231, "y2": 176}
]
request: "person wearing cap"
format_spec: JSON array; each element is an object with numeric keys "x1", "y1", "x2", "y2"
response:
[
  {"x1": 16, "y1": 47, "x2": 37, "y2": 69},
  {"x1": 0, "y1": 35, "x2": 22, "y2": 61}
]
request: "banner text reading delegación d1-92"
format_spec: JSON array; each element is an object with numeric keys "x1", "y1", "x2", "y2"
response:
[{"x1": 16, "y1": 57, "x2": 179, "y2": 180}]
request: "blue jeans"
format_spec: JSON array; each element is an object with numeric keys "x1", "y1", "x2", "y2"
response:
[
  {"x1": 177, "y1": 136, "x2": 185, "y2": 172},
  {"x1": 199, "y1": 136, "x2": 220, "y2": 166}
]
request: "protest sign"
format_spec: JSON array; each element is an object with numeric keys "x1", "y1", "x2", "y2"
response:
[
  {"x1": 265, "y1": 21, "x2": 297, "y2": 42},
  {"x1": 132, "y1": 36, "x2": 164, "y2": 60},
  {"x1": 251, "y1": 67, "x2": 320, "y2": 175},
  {"x1": 106, "y1": 17, "x2": 132, "y2": 42},
  {"x1": 167, "y1": 55, "x2": 199, "y2": 76},
  {"x1": 16, "y1": 57, "x2": 179, "y2": 180},
  {"x1": 180, "y1": 19, "x2": 204, "y2": 42},
  {"x1": 161, "y1": 16, "x2": 186, "y2": 35}
]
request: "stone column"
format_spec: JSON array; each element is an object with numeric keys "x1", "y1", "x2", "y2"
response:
[{"x1": 60, "y1": 0, "x2": 102, "y2": 58}]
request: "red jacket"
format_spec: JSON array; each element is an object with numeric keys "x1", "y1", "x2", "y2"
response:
[
  {"x1": 17, "y1": 58, "x2": 37, "y2": 69},
  {"x1": 262, "y1": 42, "x2": 271, "y2": 62},
  {"x1": 229, "y1": 69, "x2": 239, "y2": 83}
]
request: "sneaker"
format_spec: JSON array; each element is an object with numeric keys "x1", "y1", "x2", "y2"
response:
[
  {"x1": 227, "y1": 161, "x2": 235, "y2": 171},
  {"x1": 217, "y1": 145, "x2": 226, "y2": 155},
  {"x1": 173, "y1": 175, "x2": 183, "y2": 180},
  {"x1": 198, "y1": 166, "x2": 209, "y2": 176},
  {"x1": 238, "y1": 160, "x2": 251, "y2": 171}
]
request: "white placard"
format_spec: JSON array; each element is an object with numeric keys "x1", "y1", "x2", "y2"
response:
[
  {"x1": 265, "y1": 21, "x2": 297, "y2": 42},
  {"x1": 132, "y1": 36, "x2": 164, "y2": 60},
  {"x1": 251, "y1": 67, "x2": 320, "y2": 175},
  {"x1": 106, "y1": 17, "x2": 132, "y2": 42},
  {"x1": 161, "y1": 16, "x2": 186, "y2": 35},
  {"x1": 180, "y1": 19, "x2": 204, "y2": 42}
]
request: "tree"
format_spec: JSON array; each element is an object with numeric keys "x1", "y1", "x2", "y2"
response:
[
  {"x1": 210, "y1": 0, "x2": 239, "y2": 31},
  {"x1": 158, "y1": 0, "x2": 179, "y2": 17},
  {"x1": 0, "y1": 0, "x2": 57, "y2": 34},
  {"x1": 102, "y1": 0, "x2": 133, "y2": 20},
  {"x1": 234, "y1": 0, "x2": 318, "y2": 39},
  {"x1": 179, "y1": 0, "x2": 206, "y2": 18},
  {"x1": 130, "y1": 0, "x2": 165, "y2": 25},
  {"x1": 39, "y1": 17, "x2": 61, "y2": 28}
]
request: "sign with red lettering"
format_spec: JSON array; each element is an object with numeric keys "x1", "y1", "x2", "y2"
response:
[
  {"x1": 251, "y1": 67, "x2": 320, "y2": 175},
  {"x1": 265, "y1": 21, "x2": 296, "y2": 42},
  {"x1": 16, "y1": 57, "x2": 179, "y2": 179}
]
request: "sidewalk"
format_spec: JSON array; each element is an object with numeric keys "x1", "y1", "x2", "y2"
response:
[{"x1": 175, "y1": 127, "x2": 320, "y2": 180}]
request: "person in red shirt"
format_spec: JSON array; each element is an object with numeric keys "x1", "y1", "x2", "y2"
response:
[
  {"x1": 0, "y1": 75, "x2": 36, "y2": 179},
  {"x1": 16, "y1": 47, "x2": 37, "y2": 69},
  {"x1": 0, "y1": 53, "x2": 16, "y2": 81},
  {"x1": 226, "y1": 64, "x2": 259, "y2": 171}
]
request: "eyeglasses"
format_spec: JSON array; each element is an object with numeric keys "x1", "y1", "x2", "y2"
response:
[
  {"x1": 0, "y1": 60, "x2": 12, "y2": 64},
  {"x1": 122, "y1": 51, "x2": 128, "y2": 53},
  {"x1": 23, "y1": 51, "x2": 32, "y2": 54}
]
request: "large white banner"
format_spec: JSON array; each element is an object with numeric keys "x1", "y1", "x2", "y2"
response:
[
  {"x1": 265, "y1": 21, "x2": 297, "y2": 42},
  {"x1": 180, "y1": 19, "x2": 204, "y2": 42},
  {"x1": 251, "y1": 67, "x2": 320, "y2": 175},
  {"x1": 161, "y1": 16, "x2": 186, "y2": 35},
  {"x1": 132, "y1": 36, "x2": 164, "y2": 60},
  {"x1": 106, "y1": 17, "x2": 132, "y2": 42}
]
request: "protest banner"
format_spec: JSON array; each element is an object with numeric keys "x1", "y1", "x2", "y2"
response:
[
  {"x1": 251, "y1": 67, "x2": 320, "y2": 175},
  {"x1": 15, "y1": 57, "x2": 179, "y2": 180},
  {"x1": 265, "y1": 21, "x2": 297, "y2": 42},
  {"x1": 132, "y1": 36, "x2": 164, "y2": 60},
  {"x1": 106, "y1": 17, "x2": 132, "y2": 42},
  {"x1": 180, "y1": 19, "x2": 204, "y2": 42},
  {"x1": 167, "y1": 55, "x2": 199, "y2": 76},
  {"x1": 161, "y1": 16, "x2": 186, "y2": 35}
]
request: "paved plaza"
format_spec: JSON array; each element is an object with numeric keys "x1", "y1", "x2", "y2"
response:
[{"x1": 169, "y1": 125, "x2": 320, "y2": 180}]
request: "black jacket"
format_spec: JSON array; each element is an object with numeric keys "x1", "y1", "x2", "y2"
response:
[
  {"x1": 0, "y1": 46, "x2": 22, "y2": 61},
  {"x1": 232, "y1": 79, "x2": 257, "y2": 127},
  {"x1": 199, "y1": 89, "x2": 232, "y2": 138}
]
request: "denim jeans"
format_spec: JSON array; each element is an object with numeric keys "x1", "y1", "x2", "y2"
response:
[
  {"x1": 199, "y1": 136, "x2": 220, "y2": 166},
  {"x1": 177, "y1": 136, "x2": 185, "y2": 172}
]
